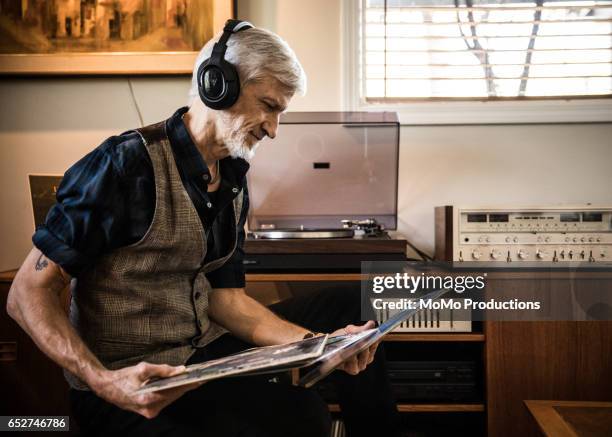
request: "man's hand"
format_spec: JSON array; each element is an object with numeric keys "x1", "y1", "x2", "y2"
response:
[
  {"x1": 93, "y1": 362, "x2": 200, "y2": 419},
  {"x1": 330, "y1": 321, "x2": 380, "y2": 376}
]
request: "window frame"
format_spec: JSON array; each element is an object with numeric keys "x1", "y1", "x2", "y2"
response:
[{"x1": 342, "y1": 0, "x2": 612, "y2": 125}]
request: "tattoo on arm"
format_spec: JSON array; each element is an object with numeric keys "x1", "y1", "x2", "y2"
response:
[{"x1": 35, "y1": 254, "x2": 49, "y2": 271}]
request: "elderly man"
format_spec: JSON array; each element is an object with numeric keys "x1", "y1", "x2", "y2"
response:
[{"x1": 7, "y1": 20, "x2": 400, "y2": 437}]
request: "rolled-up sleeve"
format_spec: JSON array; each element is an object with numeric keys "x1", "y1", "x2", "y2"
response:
[
  {"x1": 32, "y1": 139, "x2": 131, "y2": 277},
  {"x1": 32, "y1": 227, "x2": 90, "y2": 278}
]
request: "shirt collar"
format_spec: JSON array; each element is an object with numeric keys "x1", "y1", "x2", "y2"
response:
[{"x1": 166, "y1": 106, "x2": 250, "y2": 186}]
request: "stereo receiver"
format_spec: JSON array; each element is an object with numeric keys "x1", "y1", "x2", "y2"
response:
[{"x1": 435, "y1": 205, "x2": 612, "y2": 263}]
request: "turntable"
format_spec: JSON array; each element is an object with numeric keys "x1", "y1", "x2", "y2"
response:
[
  {"x1": 251, "y1": 219, "x2": 385, "y2": 240},
  {"x1": 251, "y1": 228, "x2": 355, "y2": 240},
  {"x1": 243, "y1": 112, "x2": 406, "y2": 272}
]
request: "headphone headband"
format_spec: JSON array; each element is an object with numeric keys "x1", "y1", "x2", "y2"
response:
[
  {"x1": 225, "y1": 20, "x2": 253, "y2": 32},
  {"x1": 210, "y1": 20, "x2": 253, "y2": 67}
]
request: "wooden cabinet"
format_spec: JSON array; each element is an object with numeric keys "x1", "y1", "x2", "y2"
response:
[
  {"x1": 247, "y1": 271, "x2": 612, "y2": 437},
  {"x1": 483, "y1": 271, "x2": 612, "y2": 437},
  {"x1": 246, "y1": 272, "x2": 488, "y2": 435},
  {"x1": 3, "y1": 269, "x2": 611, "y2": 436},
  {"x1": 0, "y1": 271, "x2": 72, "y2": 419},
  {"x1": 485, "y1": 320, "x2": 612, "y2": 437}
]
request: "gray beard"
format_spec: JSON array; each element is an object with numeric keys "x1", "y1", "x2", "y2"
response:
[
  {"x1": 226, "y1": 137, "x2": 259, "y2": 160},
  {"x1": 217, "y1": 113, "x2": 259, "y2": 160}
]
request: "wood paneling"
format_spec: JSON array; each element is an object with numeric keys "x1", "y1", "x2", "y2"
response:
[
  {"x1": 0, "y1": 278, "x2": 72, "y2": 419},
  {"x1": 434, "y1": 205, "x2": 454, "y2": 262},
  {"x1": 486, "y1": 321, "x2": 612, "y2": 437}
]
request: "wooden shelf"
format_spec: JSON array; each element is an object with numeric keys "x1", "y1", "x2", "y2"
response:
[
  {"x1": 383, "y1": 333, "x2": 485, "y2": 342},
  {"x1": 328, "y1": 403, "x2": 485, "y2": 413},
  {"x1": 0, "y1": 269, "x2": 17, "y2": 282},
  {"x1": 245, "y1": 273, "x2": 364, "y2": 282}
]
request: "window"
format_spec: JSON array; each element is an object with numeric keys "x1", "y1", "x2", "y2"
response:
[{"x1": 361, "y1": 0, "x2": 612, "y2": 101}]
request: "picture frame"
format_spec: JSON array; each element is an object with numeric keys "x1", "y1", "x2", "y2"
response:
[{"x1": 0, "y1": 0, "x2": 234, "y2": 75}]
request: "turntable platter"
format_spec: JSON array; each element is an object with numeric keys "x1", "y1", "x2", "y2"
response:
[{"x1": 250, "y1": 228, "x2": 355, "y2": 239}]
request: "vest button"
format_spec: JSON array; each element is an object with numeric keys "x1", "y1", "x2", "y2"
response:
[
  {"x1": 194, "y1": 291, "x2": 201, "y2": 299},
  {"x1": 232, "y1": 187, "x2": 239, "y2": 193}
]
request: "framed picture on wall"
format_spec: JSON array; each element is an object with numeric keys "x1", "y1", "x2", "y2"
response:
[{"x1": 0, "y1": 0, "x2": 234, "y2": 75}]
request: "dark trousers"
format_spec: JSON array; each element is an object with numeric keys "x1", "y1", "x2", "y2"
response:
[{"x1": 70, "y1": 287, "x2": 401, "y2": 437}]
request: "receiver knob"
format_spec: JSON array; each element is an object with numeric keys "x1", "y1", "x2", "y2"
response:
[
  {"x1": 536, "y1": 250, "x2": 547, "y2": 260},
  {"x1": 472, "y1": 250, "x2": 482, "y2": 260},
  {"x1": 490, "y1": 250, "x2": 501, "y2": 260},
  {"x1": 518, "y1": 250, "x2": 529, "y2": 260}
]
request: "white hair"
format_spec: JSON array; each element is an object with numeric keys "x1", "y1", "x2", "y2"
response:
[{"x1": 188, "y1": 27, "x2": 307, "y2": 106}]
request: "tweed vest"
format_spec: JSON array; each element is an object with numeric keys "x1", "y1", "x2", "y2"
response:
[{"x1": 65, "y1": 121, "x2": 243, "y2": 390}]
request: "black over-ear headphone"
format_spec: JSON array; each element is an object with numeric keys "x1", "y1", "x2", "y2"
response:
[{"x1": 197, "y1": 19, "x2": 254, "y2": 110}]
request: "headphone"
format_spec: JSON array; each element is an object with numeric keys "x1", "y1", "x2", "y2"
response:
[{"x1": 197, "y1": 19, "x2": 254, "y2": 110}]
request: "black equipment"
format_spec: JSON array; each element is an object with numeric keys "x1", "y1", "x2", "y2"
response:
[
  {"x1": 313, "y1": 361, "x2": 478, "y2": 403},
  {"x1": 243, "y1": 235, "x2": 407, "y2": 273},
  {"x1": 388, "y1": 361, "x2": 479, "y2": 402},
  {"x1": 198, "y1": 19, "x2": 253, "y2": 110}
]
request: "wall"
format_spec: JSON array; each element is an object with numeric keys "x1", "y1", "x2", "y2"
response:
[
  {"x1": 242, "y1": 0, "x2": 612, "y2": 254},
  {"x1": 1, "y1": 0, "x2": 611, "y2": 271},
  {"x1": 397, "y1": 123, "x2": 612, "y2": 253},
  {"x1": 0, "y1": 77, "x2": 192, "y2": 271}
]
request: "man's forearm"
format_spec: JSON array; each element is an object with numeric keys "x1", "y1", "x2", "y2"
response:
[
  {"x1": 7, "y1": 249, "x2": 108, "y2": 391},
  {"x1": 209, "y1": 288, "x2": 311, "y2": 346}
]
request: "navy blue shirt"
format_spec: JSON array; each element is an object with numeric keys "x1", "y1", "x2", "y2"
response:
[{"x1": 33, "y1": 107, "x2": 250, "y2": 288}]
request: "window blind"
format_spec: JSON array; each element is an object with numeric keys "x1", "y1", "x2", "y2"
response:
[{"x1": 362, "y1": 0, "x2": 612, "y2": 100}]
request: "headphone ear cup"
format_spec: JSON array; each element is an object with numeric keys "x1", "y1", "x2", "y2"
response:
[
  {"x1": 197, "y1": 59, "x2": 210, "y2": 105},
  {"x1": 219, "y1": 60, "x2": 240, "y2": 108},
  {"x1": 198, "y1": 58, "x2": 241, "y2": 110}
]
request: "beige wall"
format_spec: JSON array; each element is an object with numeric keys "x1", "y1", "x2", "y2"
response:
[
  {"x1": 0, "y1": 77, "x2": 192, "y2": 271},
  {"x1": 397, "y1": 124, "x2": 612, "y2": 254},
  {"x1": 1, "y1": 0, "x2": 611, "y2": 271},
  {"x1": 240, "y1": 0, "x2": 612, "y2": 254}
]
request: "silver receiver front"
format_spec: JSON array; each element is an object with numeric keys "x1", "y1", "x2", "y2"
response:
[{"x1": 435, "y1": 205, "x2": 612, "y2": 263}]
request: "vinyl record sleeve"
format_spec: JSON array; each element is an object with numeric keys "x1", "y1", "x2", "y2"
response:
[
  {"x1": 135, "y1": 288, "x2": 449, "y2": 394},
  {"x1": 135, "y1": 334, "x2": 328, "y2": 394},
  {"x1": 299, "y1": 288, "x2": 450, "y2": 388}
]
